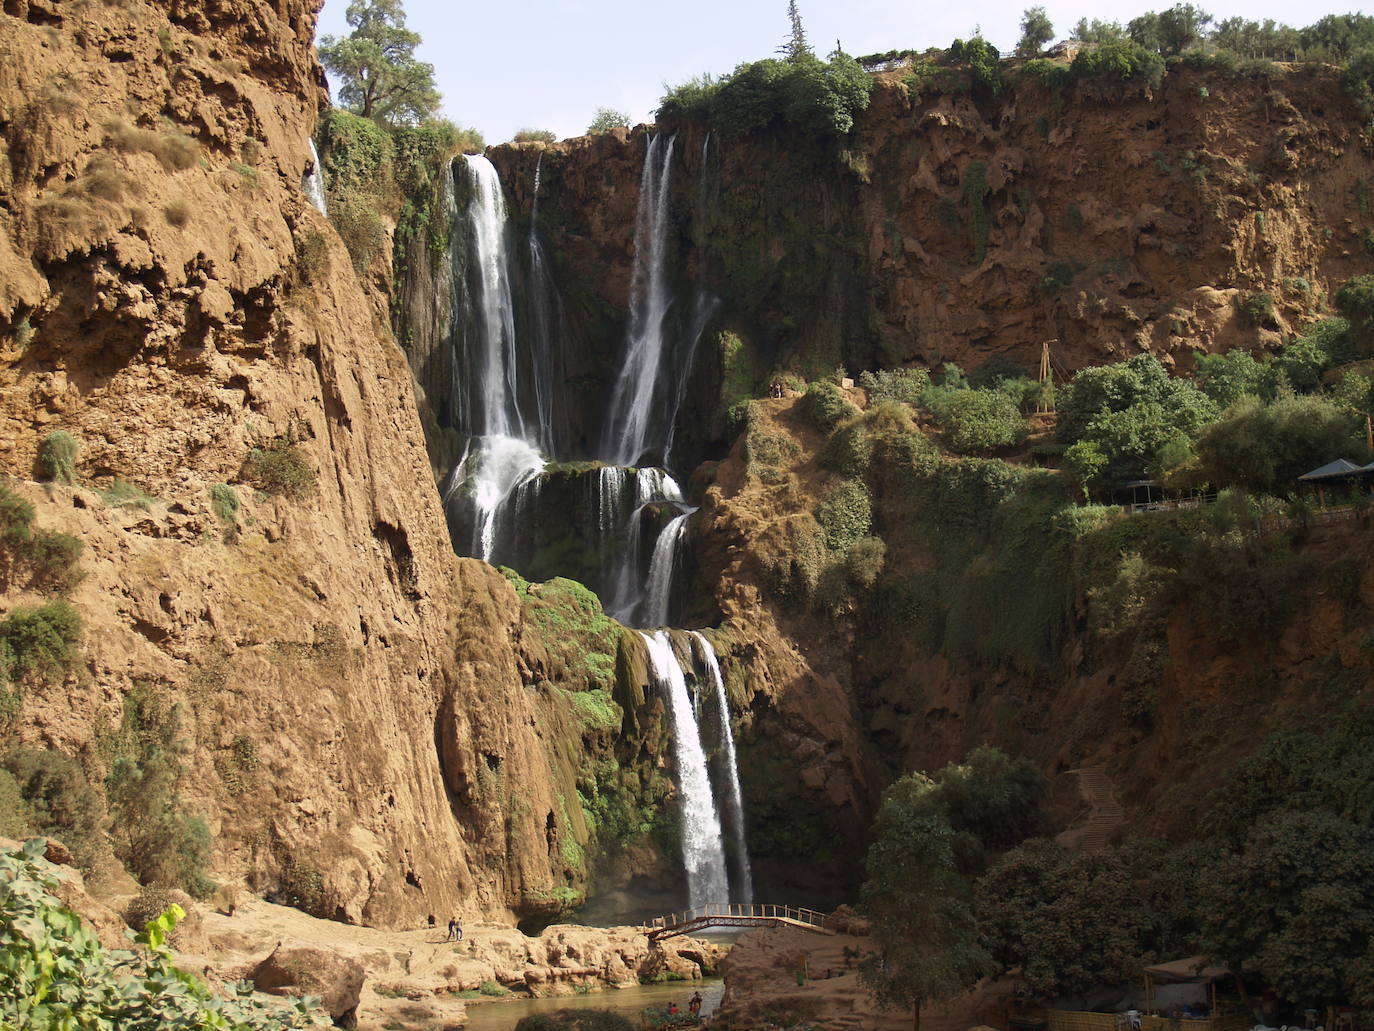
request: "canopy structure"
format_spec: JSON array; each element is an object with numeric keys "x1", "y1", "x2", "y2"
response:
[
  {"x1": 1298, "y1": 458, "x2": 1372, "y2": 482},
  {"x1": 1143, "y1": 958, "x2": 1232, "y2": 984}
]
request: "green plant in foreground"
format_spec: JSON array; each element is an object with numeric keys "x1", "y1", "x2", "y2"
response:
[
  {"x1": 0, "y1": 838, "x2": 330, "y2": 1028},
  {"x1": 245, "y1": 439, "x2": 316, "y2": 499},
  {"x1": 210, "y1": 482, "x2": 240, "y2": 523}
]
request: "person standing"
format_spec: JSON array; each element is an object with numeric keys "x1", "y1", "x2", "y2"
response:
[{"x1": 455, "y1": 918, "x2": 464, "y2": 942}]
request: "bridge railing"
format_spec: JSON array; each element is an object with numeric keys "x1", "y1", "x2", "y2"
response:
[{"x1": 647, "y1": 902, "x2": 829, "y2": 932}]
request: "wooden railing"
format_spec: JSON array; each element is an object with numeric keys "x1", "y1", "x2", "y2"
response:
[{"x1": 645, "y1": 902, "x2": 832, "y2": 940}]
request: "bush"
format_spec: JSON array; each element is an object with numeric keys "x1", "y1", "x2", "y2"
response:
[
  {"x1": 1336, "y1": 275, "x2": 1374, "y2": 356},
  {"x1": 927, "y1": 389, "x2": 1028, "y2": 453},
  {"x1": 845, "y1": 536, "x2": 887, "y2": 589},
  {"x1": 478, "y1": 979, "x2": 510, "y2": 997},
  {"x1": 1, "y1": 601, "x2": 81, "y2": 684},
  {"x1": 1193, "y1": 394, "x2": 1364, "y2": 495},
  {"x1": 245, "y1": 439, "x2": 316, "y2": 499},
  {"x1": 858, "y1": 368, "x2": 929, "y2": 407},
  {"x1": 97, "y1": 479, "x2": 153, "y2": 510},
  {"x1": 210, "y1": 483, "x2": 240, "y2": 523},
  {"x1": 38, "y1": 430, "x2": 77, "y2": 485},
  {"x1": 1237, "y1": 290, "x2": 1276, "y2": 327},
  {"x1": 1195, "y1": 349, "x2": 1267, "y2": 406},
  {"x1": 23, "y1": 530, "x2": 82, "y2": 590},
  {"x1": 1070, "y1": 39, "x2": 1165, "y2": 93},
  {"x1": 102, "y1": 684, "x2": 215, "y2": 898},
  {"x1": 0, "y1": 840, "x2": 327, "y2": 1028},
  {"x1": 513, "y1": 128, "x2": 557, "y2": 143},
  {"x1": 587, "y1": 107, "x2": 630, "y2": 134},
  {"x1": 294, "y1": 230, "x2": 329, "y2": 284},
  {"x1": 0, "y1": 768, "x2": 27, "y2": 837},
  {"x1": 0, "y1": 486, "x2": 34, "y2": 548},
  {"x1": 802, "y1": 380, "x2": 859, "y2": 433},
  {"x1": 0, "y1": 748, "x2": 104, "y2": 866},
  {"x1": 816, "y1": 479, "x2": 873, "y2": 551}
]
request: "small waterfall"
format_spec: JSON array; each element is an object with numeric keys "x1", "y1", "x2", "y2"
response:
[
  {"x1": 641, "y1": 510, "x2": 693, "y2": 628},
  {"x1": 689, "y1": 632, "x2": 753, "y2": 904},
  {"x1": 600, "y1": 469, "x2": 686, "y2": 626},
  {"x1": 446, "y1": 436, "x2": 544, "y2": 562},
  {"x1": 642, "y1": 631, "x2": 729, "y2": 908},
  {"x1": 304, "y1": 139, "x2": 328, "y2": 215},
  {"x1": 462, "y1": 155, "x2": 523, "y2": 440},
  {"x1": 601, "y1": 134, "x2": 677, "y2": 467},
  {"x1": 526, "y1": 153, "x2": 568, "y2": 455}
]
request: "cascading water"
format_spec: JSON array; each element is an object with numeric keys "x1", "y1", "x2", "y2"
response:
[
  {"x1": 601, "y1": 134, "x2": 677, "y2": 467},
  {"x1": 689, "y1": 632, "x2": 753, "y2": 904},
  {"x1": 641, "y1": 510, "x2": 693, "y2": 628},
  {"x1": 642, "y1": 631, "x2": 729, "y2": 908},
  {"x1": 430, "y1": 142, "x2": 750, "y2": 907},
  {"x1": 303, "y1": 139, "x2": 328, "y2": 215}
]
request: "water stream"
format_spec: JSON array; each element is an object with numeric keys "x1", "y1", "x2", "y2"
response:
[
  {"x1": 303, "y1": 139, "x2": 328, "y2": 215},
  {"x1": 642, "y1": 631, "x2": 729, "y2": 908}
]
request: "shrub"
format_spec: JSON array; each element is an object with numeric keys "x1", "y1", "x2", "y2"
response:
[
  {"x1": 479, "y1": 979, "x2": 510, "y2": 997},
  {"x1": 0, "y1": 486, "x2": 34, "y2": 548},
  {"x1": 24, "y1": 530, "x2": 82, "y2": 590},
  {"x1": 1195, "y1": 349, "x2": 1266, "y2": 406},
  {"x1": 1193, "y1": 394, "x2": 1364, "y2": 495},
  {"x1": 294, "y1": 229, "x2": 330, "y2": 284},
  {"x1": 816, "y1": 479, "x2": 873, "y2": 551},
  {"x1": 245, "y1": 439, "x2": 316, "y2": 499},
  {"x1": 1336, "y1": 275, "x2": 1374, "y2": 356},
  {"x1": 1237, "y1": 290, "x2": 1276, "y2": 327},
  {"x1": 163, "y1": 198, "x2": 191, "y2": 227},
  {"x1": 513, "y1": 128, "x2": 557, "y2": 143},
  {"x1": 105, "y1": 120, "x2": 198, "y2": 171},
  {"x1": 845, "y1": 536, "x2": 886, "y2": 589},
  {"x1": 1, "y1": 601, "x2": 81, "y2": 684},
  {"x1": 210, "y1": 483, "x2": 240, "y2": 523},
  {"x1": 802, "y1": 380, "x2": 858, "y2": 433},
  {"x1": 97, "y1": 479, "x2": 153, "y2": 510},
  {"x1": 858, "y1": 368, "x2": 929, "y2": 407},
  {"x1": 0, "y1": 839, "x2": 327, "y2": 1028},
  {"x1": 102, "y1": 683, "x2": 215, "y2": 898},
  {"x1": 1, "y1": 748, "x2": 104, "y2": 866},
  {"x1": 927, "y1": 389, "x2": 1028, "y2": 453},
  {"x1": 587, "y1": 107, "x2": 631, "y2": 134},
  {"x1": 38, "y1": 430, "x2": 77, "y2": 485},
  {"x1": 1070, "y1": 39, "x2": 1164, "y2": 93},
  {"x1": 0, "y1": 768, "x2": 27, "y2": 837}
]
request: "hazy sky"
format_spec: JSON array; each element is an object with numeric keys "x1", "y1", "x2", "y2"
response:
[{"x1": 314, "y1": 0, "x2": 1373, "y2": 144}]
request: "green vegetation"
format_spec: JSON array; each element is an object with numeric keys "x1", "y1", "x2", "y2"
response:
[
  {"x1": 38, "y1": 430, "x2": 77, "y2": 485},
  {"x1": 319, "y1": 0, "x2": 440, "y2": 126},
  {"x1": 860, "y1": 749, "x2": 1045, "y2": 1027},
  {"x1": 1017, "y1": 6, "x2": 1055, "y2": 57},
  {"x1": 801, "y1": 380, "x2": 859, "y2": 433},
  {"x1": 657, "y1": 29, "x2": 873, "y2": 138},
  {"x1": 586, "y1": 108, "x2": 631, "y2": 134},
  {"x1": 0, "y1": 749, "x2": 104, "y2": 866},
  {"x1": 245, "y1": 438, "x2": 316, "y2": 499},
  {"x1": 0, "y1": 839, "x2": 328, "y2": 1029},
  {"x1": 96, "y1": 479, "x2": 154, "y2": 510},
  {"x1": 512, "y1": 575, "x2": 621, "y2": 690},
  {"x1": 0, "y1": 485, "x2": 83, "y2": 592},
  {"x1": 513, "y1": 128, "x2": 557, "y2": 143},
  {"x1": 210, "y1": 483, "x2": 240, "y2": 523},
  {"x1": 101, "y1": 683, "x2": 215, "y2": 899}
]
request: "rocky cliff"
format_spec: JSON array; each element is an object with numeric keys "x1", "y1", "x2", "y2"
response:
[{"x1": 0, "y1": 0, "x2": 661, "y2": 928}]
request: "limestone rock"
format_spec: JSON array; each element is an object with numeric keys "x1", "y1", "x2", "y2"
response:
[{"x1": 252, "y1": 942, "x2": 365, "y2": 1028}]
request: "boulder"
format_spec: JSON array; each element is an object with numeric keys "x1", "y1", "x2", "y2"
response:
[{"x1": 251, "y1": 941, "x2": 365, "y2": 1028}]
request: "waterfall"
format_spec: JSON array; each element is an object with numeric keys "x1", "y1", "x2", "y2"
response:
[
  {"x1": 600, "y1": 469, "x2": 686, "y2": 626},
  {"x1": 304, "y1": 139, "x2": 328, "y2": 215},
  {"x1": 642, "y1": 631, "x2": 729, "y2": 908},
  {"x1": 601, "y1": 134, "x2": 677, "y2": 467},
  {"x1": 641, "y1": 510, "x2": 692, "y2": 628},
  {"x1": 462, "y1": 154, "x2": 523, "y2": 440},
  {"x1": 446, "y1": 436, "x2": 544, "y2": 562},
  {"x1": 689, "y1": 632, "x2": 753, "y2": 904},
  {"x1": 526, "y1": 154, "x2": 567, "y2": 455}
]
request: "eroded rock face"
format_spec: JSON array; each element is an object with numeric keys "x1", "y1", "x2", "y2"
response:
[{"x1": 0, "y1": 0, "x2": 644, "y2": 926}]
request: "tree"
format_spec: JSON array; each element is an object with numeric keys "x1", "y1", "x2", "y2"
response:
[
  {"x1": 1336, "y1": 275, "x2": 1374, "y2": 356},
  {"x1": 1192, "y1": 394, "x2": 1363, "y2": 494},
  {"x1": 319, "y1": 0, "x2": 441, "y2": 127},
  {"x1": 781, "y1": 0, "x2": 812, "y2": 63},
  {"x1": 977, "y1": 840, "x2": 1146, "y2": 998},
  {"x1": 860, "y1": 779, "x2": 993, "y2": 1031},
  {"x1": 513, "y1": 128, "x2": 556, "y2": 144},
  {"x1": 586, "y1": 107, "x2": 631, "y2": 135},
  {"x1": 1072, "y1": 18, "x2": 1125, "y2": 43},
  {"x1": 1018, "y1": 7, "x2": 1055, "y2": 57}
]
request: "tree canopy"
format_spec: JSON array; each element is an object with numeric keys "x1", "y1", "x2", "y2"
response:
[
  {"x1": 587, "y1": 107, "x2": 632, "y2": 135},
  {"x1": 1018, "y1": 7, "x2": 1055, "y2": 56},
  {"x1": 319, "y1": 0, "x2": 441, "y2": 127}
]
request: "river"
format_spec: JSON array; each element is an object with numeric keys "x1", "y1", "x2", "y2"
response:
[{"x1": 460, "y1": 979, "x2": 724, "y2": 1029}]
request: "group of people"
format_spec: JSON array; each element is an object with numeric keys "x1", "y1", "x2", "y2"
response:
[
  {"x1": 768, "y1": 381, "x2": 785, "y2": 398},
  {"x1": 666, "y1": 992, "x2": 705, "y2": 1019},
  {"x1": 445, "y1": 916, "x2": 464, "y2": 942}
]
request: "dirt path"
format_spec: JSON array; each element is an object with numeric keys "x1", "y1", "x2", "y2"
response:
[{"x1": 1054, "y1": 765, "x2": 1125, "y2": 853}]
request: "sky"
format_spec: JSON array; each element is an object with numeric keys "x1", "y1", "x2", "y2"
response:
[{"x1": 314, "y1": 0, "x2": 1374, "y2": 144}]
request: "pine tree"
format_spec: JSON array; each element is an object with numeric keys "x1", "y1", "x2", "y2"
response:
[{"x1": 781, "y1": 0, "x2": 813, "y2": 63}]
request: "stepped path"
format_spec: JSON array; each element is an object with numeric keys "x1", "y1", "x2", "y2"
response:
[
  {"x1": 645, "y1": 903, "x2": 834, "y2": 941},
  {"x1": 1055, "y1": 765, "x2": 1125, "y2": 853}
]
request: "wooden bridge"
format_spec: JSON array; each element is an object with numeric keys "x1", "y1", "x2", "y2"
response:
[{"x1": 644, "y1": 903, "x2": 835, "y2": 941}]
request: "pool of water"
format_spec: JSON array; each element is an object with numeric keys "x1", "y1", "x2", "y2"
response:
[{"x1": 460, "y1": 979, "x2": 724, "y2": 1029}]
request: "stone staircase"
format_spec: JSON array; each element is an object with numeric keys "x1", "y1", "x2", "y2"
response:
[{"x1": 1056, "y1": 765, "x2": 1125, "y2": 853}]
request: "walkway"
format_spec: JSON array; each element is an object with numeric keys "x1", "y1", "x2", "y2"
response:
[
  {"x1": 1055, "y1": 765, "x2": 1124, "y2": 854},
  {"x1": 645, "y1": 903, "x2": 835, "y2": 941}
]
